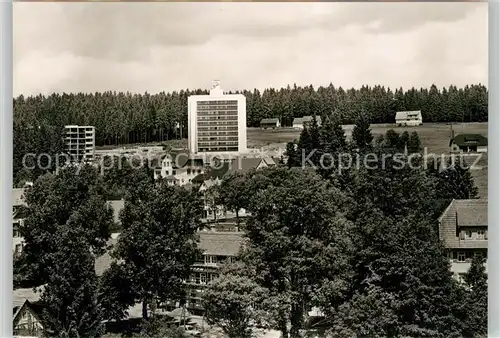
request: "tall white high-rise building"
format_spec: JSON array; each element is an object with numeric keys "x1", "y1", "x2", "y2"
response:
[
  {"x1": 64, "y1": 125, "x2": 95, "y2": 162},
  {"x1": 187, "y1": 81, "x2": 247, "y2": 155}
]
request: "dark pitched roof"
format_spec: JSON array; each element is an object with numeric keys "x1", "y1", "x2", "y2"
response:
[
  {"x1": 457, "y1": 203, "x2": 487, "y2": 226},
  {"x1": 171, "y1": 152, "x2": 204, "y2": 169},
  {"x1": 395, "y1": 110, "x2": 422, "y2": 119},
  {"x1": 260, "y1": 118, "x2": 279, "y2": 124},
  {"x1": 438, "y1": 199, "x2": 488, "y2": 249},
  {"x1": 293, "y1": 116, "x2": 322, "y2": 125},
  {"x1": 450, "y1": 134, "x2": 488, "y2": 147},
  {"x1": 93, "y1": 232, "x2": 244, "y2": 274},
  {"x1": 227, "y1": 158, "x2": 264, "y2": 175},
  {"x1": 13, "y1": 286, "x2": 45, "y2": 309},
  {"x1": 302, "y1": 115, "x2": 321, "y2": 123},
  {"x1": 193, "y1": 163, "x2": 231, "y2": 184},
  {"x1": 199, "y1": 231, "x2": 245, "y2": 256}
]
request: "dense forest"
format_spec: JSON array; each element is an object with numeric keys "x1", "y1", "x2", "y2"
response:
[{"x1": 13, "y1": 83, "x2": 488, "y2": 147}]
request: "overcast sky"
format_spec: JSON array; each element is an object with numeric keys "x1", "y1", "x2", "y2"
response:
[{"x1": 13, "y1": 2, "x2": 487, "y2": 96}]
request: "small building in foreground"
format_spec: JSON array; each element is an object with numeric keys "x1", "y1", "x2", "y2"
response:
[
  {"x1": 260, "y1": 118, "x2": 281, "y2": 129},
  {"x1": 449, "y1": 134, "x2": 488, "y2": 153},
  {"x1": 438, "y1": 199, "x2": 488, "y2": 283},
  {"x1": 395, "y1": 110, "x2": 423, "y2": 126}
]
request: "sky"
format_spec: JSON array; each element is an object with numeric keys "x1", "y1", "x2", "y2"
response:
[{"x1": 13, "y1": 2, "x2": 488, "y2": 96}]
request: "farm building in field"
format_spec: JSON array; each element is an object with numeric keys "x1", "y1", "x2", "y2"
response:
[
  {"x1": 292, "y1": 116, "x2": 322, "y2": 129},
  {"x1": 449, "y1": 134, "x2": 488, "y2": 153},
  {"x1": 260, "y1": 118, "x2": 281, "y2": 129},
  {"x1": 395, "y1": 110, "x2": 423, "y2": 126}
]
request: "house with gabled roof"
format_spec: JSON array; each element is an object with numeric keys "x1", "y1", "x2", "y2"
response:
[
  {"x1": 152, "y1": 152, "x2": 206, "y2": 186},
  {"x1": 449, "y1": 134, "x2": 488, "y2": 153},
  {"x1": 165, "y1": 231, "x2": 245, "y2": 314},
  {"x1": 292, "y1": 116, "x2": 322, "y2": 129},
  {"x1": 92, "y1": 230, "x2": 245, "y2": 316},
  {"x1": 260, "y1": 118, "x2": 281, "y2": 129},
  {"x1": 395, "y1": 110, "x2": 423, "y2": 126},
  {"x1": 438, "y1": 199, "x2": 488, "y2": 283},
  {"x1": 13, "y1": 286, "x2": 46, "y2": 337}
]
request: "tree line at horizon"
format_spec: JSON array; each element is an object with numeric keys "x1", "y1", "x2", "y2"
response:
[
  {"x1": 14, "y1": 118, "x2": 486, "y2": 338},
  {"x1": 14, "y1": 83, "x2": 488, "y2": 148}
]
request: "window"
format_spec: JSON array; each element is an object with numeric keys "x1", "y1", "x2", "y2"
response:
[
  {"x1": 459, "y1": 231, "x2": 465, "y2": 240},
  {"x1": 200, "y1": 273, "x2": 206, "y2": 284},
  {"x1": 457, "y1": 252, "x2": 466, "y2": 262},
  {"x1": 172, "y1": 170, "x2": 176, "y2": 175},
  {"x1": 187, "y1": 169, "x2": 191, "y2": 175},
  {"x1": 477, "y1": 230, "x2": 485, "y2": 240},
  {"x1": 465, "y1": 231, "x2": 472, "y2": 239}
]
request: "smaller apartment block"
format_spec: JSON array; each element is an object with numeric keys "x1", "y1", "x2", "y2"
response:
[
  {"x1": 64, "y1": 125, "x2": 96, "y2": 163},
  {"x1": 438, "y1": 199, "x2": 488, "y2": 283}
]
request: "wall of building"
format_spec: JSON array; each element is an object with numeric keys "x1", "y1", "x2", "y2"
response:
[{"x1": 187, "y1": 86, "x2": 247, "y2": 156}]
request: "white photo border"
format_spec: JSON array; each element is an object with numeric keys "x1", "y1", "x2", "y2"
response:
[
  {"x1": 1, "y1": 1, "x2": 13, "y2": 336},
  {"x1": 488, "y1": 1, "x2": 499, "y2": 336},
  {"x1": 0, "y1": 1, "x2": 498, "y2": 337}
]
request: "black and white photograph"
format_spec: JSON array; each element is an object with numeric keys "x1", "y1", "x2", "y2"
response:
[{"x1": 10, "y1": 2, "x2": 488, "y2": 337}]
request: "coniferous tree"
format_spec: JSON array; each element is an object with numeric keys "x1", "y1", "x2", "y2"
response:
[
  {"x1": 352, "y1": 113, "x2": 373, "y2": 150},
  {"x1": 462, "y1": 254, "x2": 488, "y2": 337},
  {"x1": 408, "y1": 131, "x2": 423, "y2": 154}
]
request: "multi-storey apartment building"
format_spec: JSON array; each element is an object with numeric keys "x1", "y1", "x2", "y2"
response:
[
  {"x1": 187, "y1": 81, "x2": 247, "y2": 156},
  {"x1": 438, "y1": 199, "x2": 488, "y2": 283},
  {"x1": 64, "y1": 125, "x2": 96, "y2": 163}
]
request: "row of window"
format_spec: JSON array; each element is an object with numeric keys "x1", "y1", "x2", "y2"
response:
[
  {"x1": 198, "y1": 142, "x2": 239, "y2": 147},
  {"x1": 198, "y1": 126, "x2": 238, "y2": 131},
  {"x1": 197, "y1": 100, "x2": 238, "y2": 105},
  {"x1": 197, "y1": 111, "x2": 238, "y2": 116},
  {"x1": 459, "y1": 229, "x2": 487, "y2": 240},
  {"x1": 198, "y1": 147, "x2": 239, "y2": 152},
  {"x1": 198, "y1": 136, "x2": 239, "y2": 141},
  {"x1": 197, "y1": 121, "x2": 239, "y2": 126},
  {"x1": 198, "y1": 116, "x2": 238, "y2": 121},
  {"x1": 450, "y1": 250, "x2": 486, "y2": 262}
]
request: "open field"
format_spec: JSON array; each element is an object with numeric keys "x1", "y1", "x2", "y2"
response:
[
  {"x1": 96, "y1": 122, "x2": 488, "y2": 199},
  {"x1": 248, "y1": 122, "x2": 488, "y2": 199},
  {"x1": 247, "y1": 122, "x2": 488, "y2": 154}
]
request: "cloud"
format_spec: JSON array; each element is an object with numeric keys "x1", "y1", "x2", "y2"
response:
[{"x1": 13, "y1": 2, "x2": 487, "y2": 96}]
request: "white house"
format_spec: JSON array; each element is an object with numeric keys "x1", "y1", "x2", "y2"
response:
[
  {"x1": 153, "y1": 153, "x2": 206, "y2": 186},
  {"x1": 292, "y1": 116, "x2": 322, "y2": 129},
  {"x1": 260, "y1": 118, "x2": 281, "y2": 129},
  {"x1": 395, "y1": 110, "x2": 423, "y2": 126}
]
